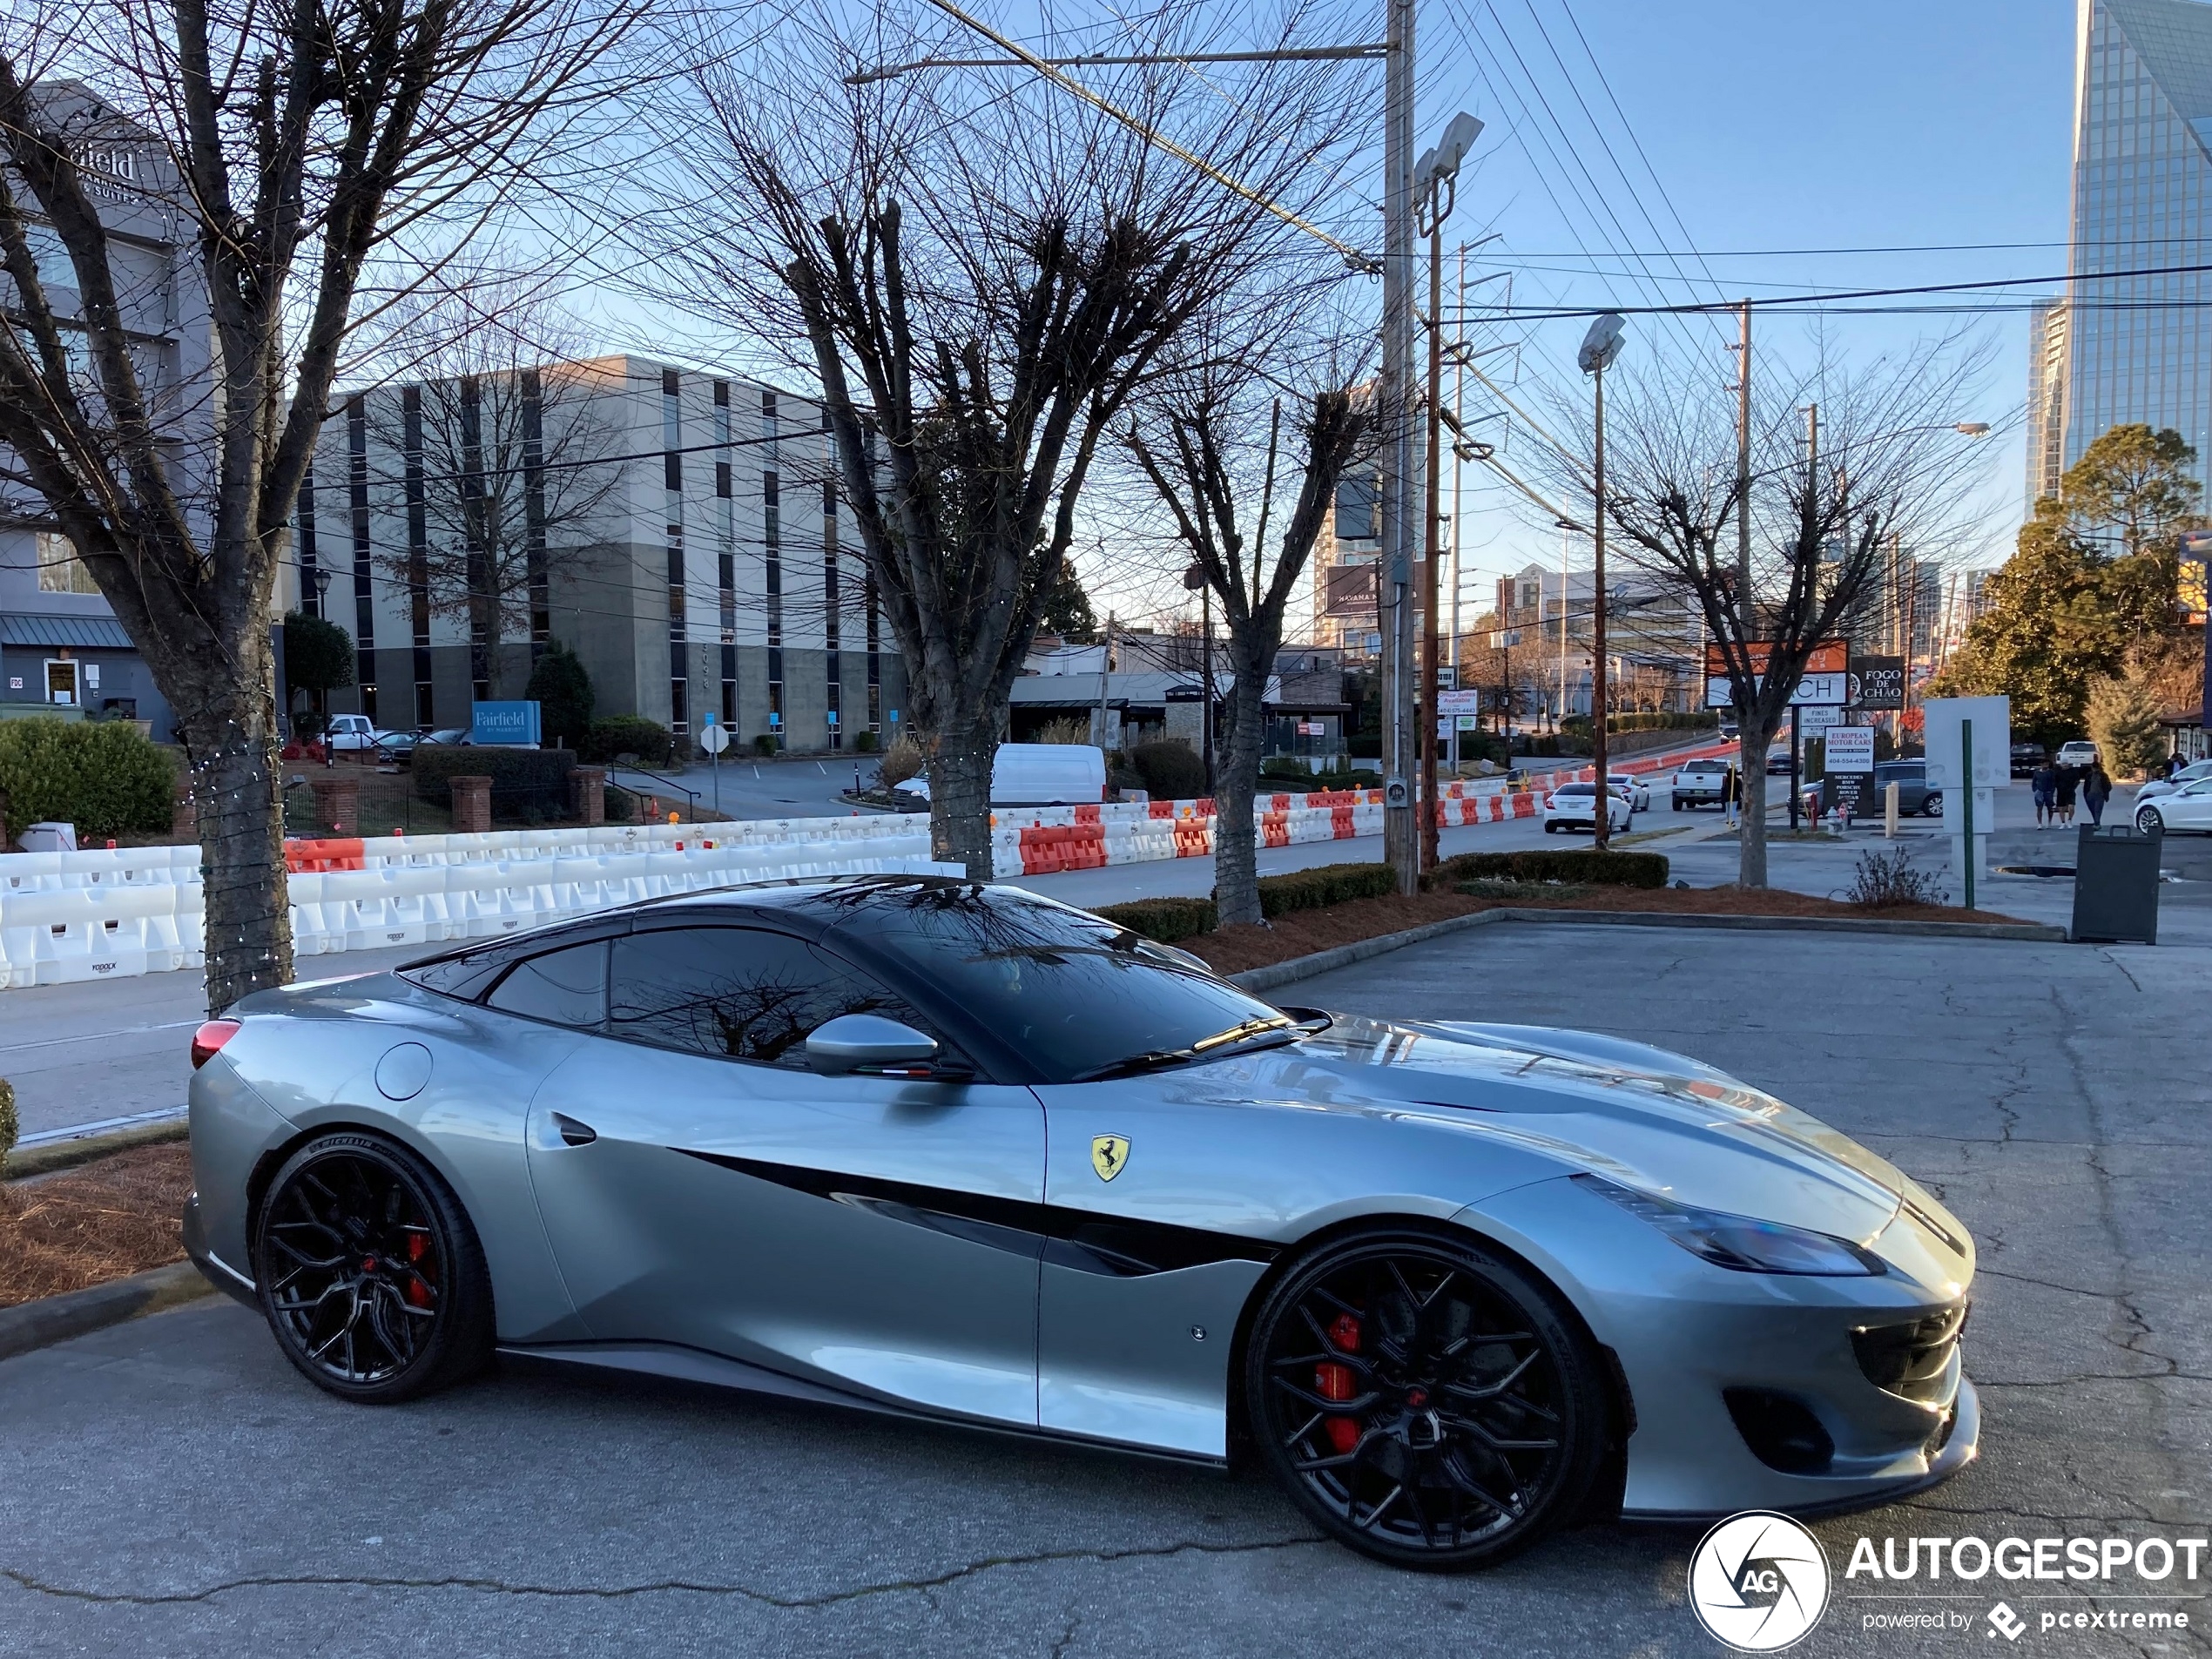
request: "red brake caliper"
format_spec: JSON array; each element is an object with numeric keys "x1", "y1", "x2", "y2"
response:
[
  {"x1": 404, "y1": 1231, "x2": 433, "y2": 1307},
  {"x1": 1317, "y1": 1312, "x2": 1362, "y2": 1453}
]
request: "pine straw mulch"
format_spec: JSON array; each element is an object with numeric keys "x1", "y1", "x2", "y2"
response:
[
  {"x1": 1184, "y1": 884, "x2": 2033, "y2": 977},
  {"x1": 0, "y1": 1143, "x2": 192, "y2": 1309}
]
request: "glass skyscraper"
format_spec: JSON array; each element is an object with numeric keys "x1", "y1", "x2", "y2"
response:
[{"x1": 2034, "y1": 0, "x2": 2212, "y2": 504}]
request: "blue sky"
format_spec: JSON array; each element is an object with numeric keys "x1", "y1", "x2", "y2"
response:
[{"x1": 1419, "y1": 0, "x2": 2080, "y2": 611}]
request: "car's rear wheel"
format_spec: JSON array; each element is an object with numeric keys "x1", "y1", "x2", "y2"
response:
[
  {"x1": 1244, "y1": 1229, "x2": 1609, "y2": 1570},
  {"x1": 1923, "y1": 792, "x2": 1943, "y2": 819},
  {"x1": 2137, "y1": 806, "x2": 2164, "y2": 833},
  {"x1": 253, "y1": 1131, "x2": 493, "y2": 1403}
]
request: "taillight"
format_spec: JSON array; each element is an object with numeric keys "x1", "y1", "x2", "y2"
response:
[{"x1": 191, "y1": 1020, "x2": 242, "y2": 1069}]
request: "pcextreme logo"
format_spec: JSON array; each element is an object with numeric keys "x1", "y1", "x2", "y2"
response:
[{"x1": 1688, "y1": 1512, "x2": 1831, "y2": 1652}]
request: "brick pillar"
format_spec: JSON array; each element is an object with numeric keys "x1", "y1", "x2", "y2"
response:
[
  {"x1": 448, "y1": 775, "x2": 493, "y2": 834},
  {"x1": 308, "y1": 772, "x2": 360, "y2": 836},
  {"x1": 570, "y1": 766, "x2": 606, "y2": 826}
]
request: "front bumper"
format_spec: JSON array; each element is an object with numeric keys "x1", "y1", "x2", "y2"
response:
[{"x1": 1460, "y1": 1177, "x2": 1979, "y2": 1521}]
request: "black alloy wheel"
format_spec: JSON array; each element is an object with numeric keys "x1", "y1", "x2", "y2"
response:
[
  {"x1": 1244, "y1": 1230, "x2": 1608, "y2": 1569},
  {"x1": 2137, "y1": 806, "x2": 2164, "y2": 833},
  {"x1": 253, "y1": 1131, "x2": 493, "y2": 1402}
]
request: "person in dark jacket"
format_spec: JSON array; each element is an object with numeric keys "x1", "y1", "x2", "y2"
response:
[
  {"x1": 2054, "y1": 763, "x2": 2080, "y2": 826},
  {"x1": 2031, "y1": 760, "x2": 2057, "y2": 827},
  {"x1": 1720, "y1": 763, "x2": 1740, "y2": 827},
  {"x1": 2084, "y1": 763, "x2": 2113, "y2": 826}
]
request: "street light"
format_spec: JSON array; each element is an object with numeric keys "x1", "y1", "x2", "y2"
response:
[
  {"x1": 1578, "y1": 312, "x2": 1626, "y2": 850},
  {"x1": 1411, "y1": 110, "x2": 1482, "y2": 878}
]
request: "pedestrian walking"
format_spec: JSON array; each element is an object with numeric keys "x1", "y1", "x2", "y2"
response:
[
  {"x1": 2084, "y1": 763, "x2": 2112, "y2": 827},
  {"x1": 2055, "y1": 763, "x2": 2080, "y2": 826},
  {"x1": 2168, "y1": 751, "x2": 2187, "y2": 781},
  {"x1": 2031, "y1": 760, "x2": 2057, "y2": 828},
  {"x1": 1721, "y1": 763, "x2": 1740, "y2": 827}
]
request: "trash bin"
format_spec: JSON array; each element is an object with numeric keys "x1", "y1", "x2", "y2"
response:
[{"x1": 2071, "y1": 823, "x2": 2161, "y2": 945}]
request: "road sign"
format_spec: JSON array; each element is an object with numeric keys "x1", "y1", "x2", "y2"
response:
[
  {"x1": 1797, "y1": 704, "x2": 1844, "y2": 731},
  {"x1": 1437, "y1": 689, "x2": 1483, "y2": 715},
  {"x1": 700, "y1": 723, "x2": 731, "y2": 754}
]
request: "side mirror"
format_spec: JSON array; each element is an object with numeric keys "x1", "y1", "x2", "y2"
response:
[{"x1": 806, "y1": 1013, "x2": 940, "y2": 1076}]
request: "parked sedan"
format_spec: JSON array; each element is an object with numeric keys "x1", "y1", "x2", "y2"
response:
[
  {"x1": 2135, "y1": 759, "x2": 2212, "y2": 806},
  {"x1": 2136, "y1": 776, "x2": 2212, "y2": 834},
  {"x1": 1606, "y1": 772, "x2": 1652, "y2": 813},
  {"x1": 1872, "y1": 761, "x2": 1942, "y2": 819},
  {"x1": 325, "y1": 713, "x2": 417, "y2": 758},
  {"x1": 1542, "y1": 780, "x2": 1633, "y2": 834},
  {"x1": 183, "y1": 877, "x2": 1977, "y2": 1571}
]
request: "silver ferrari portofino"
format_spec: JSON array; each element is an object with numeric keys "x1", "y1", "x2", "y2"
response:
[{"x1": 183, "y1": 877, "x2": 1976, "y2": 1568}]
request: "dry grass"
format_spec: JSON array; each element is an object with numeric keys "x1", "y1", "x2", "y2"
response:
[
  {"x1": 1184, "y1": 883, "x2": 2029, "y2": 977},
  {"x1": 0, "y1": 1144, "x2": 192, "y2": 1309}
]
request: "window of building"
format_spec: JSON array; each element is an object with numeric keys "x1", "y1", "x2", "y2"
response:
[{"x1": 34, "y1": 530, "x2": 100, "y2": 594}]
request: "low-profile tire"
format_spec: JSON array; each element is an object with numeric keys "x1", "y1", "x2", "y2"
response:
[
  {"x1": 252, "y1": 1130, "x2": 494, "y2": 1404},
  {"x1": 1243, "y1": 1227, "x2": 1610, "y2": 1571},
  {"x1": 1543, "y1": 821, "x2": 1558, "y2": 834},
  {"x1": 2137, "y1": 806, "x2": 2164, "y2": 833},
  {"x1": 1923, "y1": 792, "x2": 1943, "y2": 819}
]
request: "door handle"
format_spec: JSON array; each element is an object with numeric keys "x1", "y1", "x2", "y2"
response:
[{"x1": 553, "y1": 1113, "x2": 598, "y2": 1148}]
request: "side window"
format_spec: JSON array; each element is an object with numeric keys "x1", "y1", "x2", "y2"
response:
[
  {"x1": 607, "y1": 927, "x2": 945, "y2": 1068},
  {"x1": 487, "y1": 940, "x2": 608, "y2": 1029}
]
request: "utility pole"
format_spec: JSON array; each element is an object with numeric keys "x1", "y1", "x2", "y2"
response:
[
  {"x1": 1790, "y1": 401, "x2": 1817, "y2": 833},
  {"x1": 1419, "y1": 184, "x2": 1447, "y2": 872},
  {"x1": 1380, "y1": 0, "x2": 1417, "y2": 893},
  {"x1": 1736, "y1": 300, "x2": 1752, "y2": 634},
  {"x1": 1095, "y1": 611, "x2": 1116, "y2": 751},
  {"x1": 1451, "y1": 243, "x2": 1467, "y2": 777},
  {"x1": 1590, "y1": 357, "x2": 1612, "y2": 850}
]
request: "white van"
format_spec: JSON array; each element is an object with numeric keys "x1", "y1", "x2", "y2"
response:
[{"x1": 896, "y1": 743, "x2": 1107, "y2": 806}]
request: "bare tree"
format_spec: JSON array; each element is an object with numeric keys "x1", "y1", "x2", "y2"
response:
[
  {"x1": 364, "y1": 293, "x2": 624, "y2": 700},
  {"x1": 638, "y1": 3, "x2": 1369, "y2": 876},
  {"x1": 1533, "y1": 336, "x2": 1993, "y2": 886},
  {"x1": 0, "y1": 1, "x2": 654, "y2": 1008},
  {"x1": 1126, "y1": 366, "x2": 1372, "y2": 927}
]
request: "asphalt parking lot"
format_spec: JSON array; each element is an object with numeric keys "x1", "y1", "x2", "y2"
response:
[{"x1": 1, "y1": 922, "x2": 2204, "y2": 1657}]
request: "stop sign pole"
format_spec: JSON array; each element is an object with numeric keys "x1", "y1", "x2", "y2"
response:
[{"x1": 700, "y1": 711, "x2": 731, "y2": 813}]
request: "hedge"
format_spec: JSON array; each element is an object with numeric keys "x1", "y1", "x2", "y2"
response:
[
  {"x1": 0, "y1": 1076, "x2": 16, "y2": 1175},
  {"x1": 1255, "y1": 861, "x2": 1397, "y2": 919},
  {"x1": 1094, "y1": 895, "x2": 1217, "y2": 943},
  {"x1": 1426, "y1": 848, "x2": 1669, "y2": 890},
  {"x1": 577, "y1": 715, "x2": 676, "y2": 767},
  {"x1": 1131, "y1": 739, "x2": 1207, "y2": 800},
  {"x1": 0, "y1": 717, "x2": 177, "y2": 840},
  {"x1": 412, "y1": 745, "x2": 577, "y2": 807}
]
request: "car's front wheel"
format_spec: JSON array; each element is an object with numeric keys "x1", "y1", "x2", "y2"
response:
[
  {"x1": 2137, "y1": 806, "x2": 2165, "y2": 833},
  {"x1": 253, "y1": 1131, "x2": 494, "y2": 1403},
  {"x1": 1923, "y1": 792, "x2": 1943, "y2": 819},
  {"x1": 1243, "y1": 1229, "x2": 1610, "y2": 1570}
]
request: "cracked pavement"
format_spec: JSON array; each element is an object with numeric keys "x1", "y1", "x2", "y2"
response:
[{"x1": 2, "y1": 923, "x2": 2205, "y2": 1656}]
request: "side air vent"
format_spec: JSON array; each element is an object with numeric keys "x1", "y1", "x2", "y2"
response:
[
  {"x1": 1723, "y1": 1388, "x2": 1835, "y2": 1474},
  {"x1": 554, "y1": 1114, "x2": 598, "y2": 1148}
]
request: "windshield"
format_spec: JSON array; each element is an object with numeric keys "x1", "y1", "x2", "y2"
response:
[{"x1": 853, "y1": 887, "x2": 1291, "y2": 1083}]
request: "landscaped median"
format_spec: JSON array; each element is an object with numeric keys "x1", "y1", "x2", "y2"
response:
[{"x1": 1095, "y1": 853, "x2": 2051, "y2": 978}]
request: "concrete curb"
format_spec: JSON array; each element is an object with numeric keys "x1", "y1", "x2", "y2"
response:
[
  {"x1": 1231, "y1": 905, "x2": 2066, "y2": 992},
  {"x1": 6, "y1": 1117, "x2": 189, "y2": 1182},
  {"x1": 0, "y1": 1259, "x2": 215, "y2": 1365}
]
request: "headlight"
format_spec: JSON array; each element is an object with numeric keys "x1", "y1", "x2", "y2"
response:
[{"x1": 1574, "y1": 1174, "x2": 1885, "y2": 1276}]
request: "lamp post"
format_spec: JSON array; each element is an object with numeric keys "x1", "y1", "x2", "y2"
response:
[
  {"x1": 1412, "y1": 111, "x2": 1482, "y2": 875},
  {"x1": 1577, "y1": 314, "x2": 1625, "y2": 850}
]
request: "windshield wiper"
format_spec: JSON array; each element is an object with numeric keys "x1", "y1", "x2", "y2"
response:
[{"x1": 1075, "y1": 1020, "x2": 1301, "y2": 1082}]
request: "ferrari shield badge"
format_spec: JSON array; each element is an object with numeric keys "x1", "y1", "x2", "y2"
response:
[{"x1": 1090, "y1": 1135, "x2": 1131, "y2": 1182}]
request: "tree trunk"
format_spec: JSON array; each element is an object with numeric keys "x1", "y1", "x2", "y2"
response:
[
  {"x1": 1737, "y1": 709, "x2": 1774, "y2": 889},
  {"x1": 1213, "y1": 673, "x2": 1271, "y2": 928},
  {"x1": 183, "y1": 691, "x2": 294, "y2": 1014},
  {"x1": 929, "y1": 728, "x2": 998, "y2": 881}
]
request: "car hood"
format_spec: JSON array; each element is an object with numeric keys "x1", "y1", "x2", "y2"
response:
[{"x1": 1205, "y1": 1015, "x2": 1941, "y2": 1247}]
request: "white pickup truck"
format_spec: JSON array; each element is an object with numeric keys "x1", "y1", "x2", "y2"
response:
[{"x1": 1669, "y1": 757, "x2": 1730, "y2": 810}]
